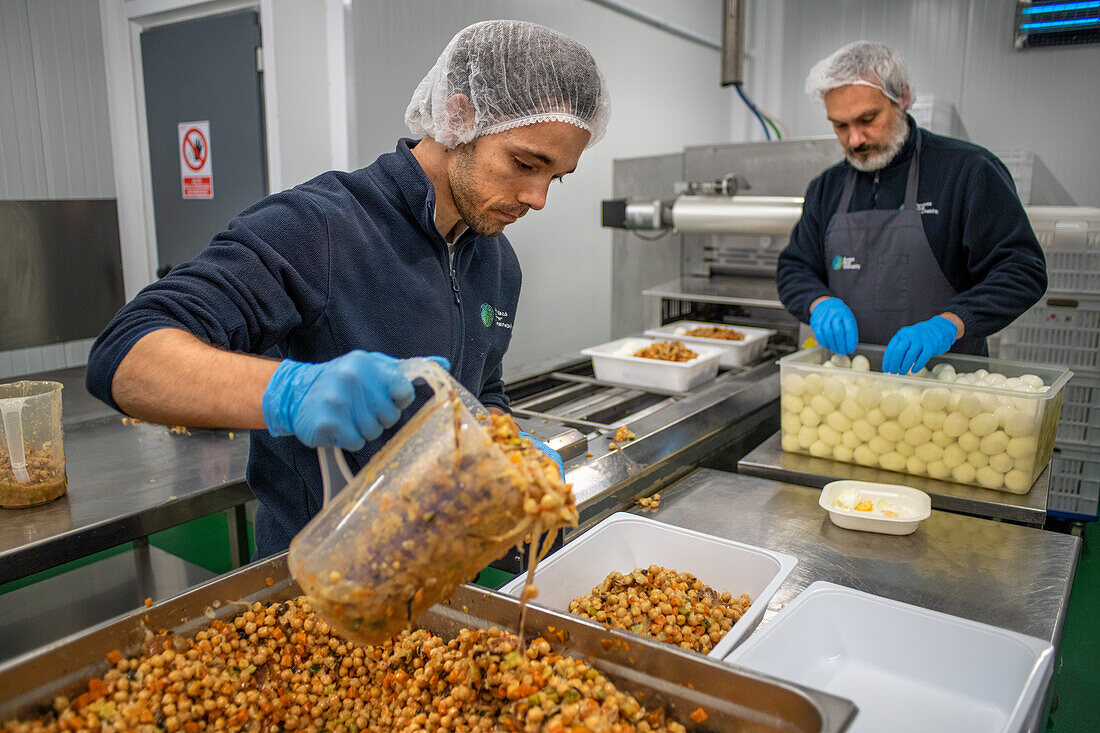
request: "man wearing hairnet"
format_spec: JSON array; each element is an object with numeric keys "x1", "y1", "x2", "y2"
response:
[
  {"x1": 86, "y1": 21, "x2": 611, "y2": 556},
  {"x1": 776, "y1": 41, "x2": 1046, "y2": 374}
]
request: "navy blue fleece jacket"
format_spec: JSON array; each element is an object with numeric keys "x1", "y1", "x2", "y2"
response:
[
  {"x1": 776, "y1": 117, "x2": 1046, "y2": 339},
  {"x1": 86, "y1": 139, "x2": 521, "y2": 555}
]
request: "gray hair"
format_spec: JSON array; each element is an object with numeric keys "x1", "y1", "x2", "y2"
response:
[{"x1": 804, "y1": 41, "x2": 911, "y2": 107}]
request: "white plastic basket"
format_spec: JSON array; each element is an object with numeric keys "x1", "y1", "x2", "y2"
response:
[
  {"x1": 1055, "y1": 373, "x2": 1100, "y2": 447},
  {"x1": 999, "y1": 297, "x2": 1100, "y2": 370},
  {"x1": 1026, "y1": 206, "x2": 1100, "y2": 296},
  {"x1": 580, "y1": 337, "x2": 722, "y2": 392},
  {"x1": 643, "y1": 320, "x2": 775, "y2": 367},
  {"x1": 1048, "y1": 447, "x2": 1100, "y2": 520},
  {"x1": 499, "y1": 512, "x2": 797, "y2": 659}
]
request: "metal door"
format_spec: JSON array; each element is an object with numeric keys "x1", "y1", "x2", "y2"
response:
[{"x1": 141, "y1": 11, "x2": 267, "y2": 275}]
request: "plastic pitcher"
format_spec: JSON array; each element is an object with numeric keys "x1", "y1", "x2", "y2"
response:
[
  {"x1": 289, "y1": 358, "x2": 576, "y2": 645},
  {"x1": 0, "y1": 381, "x2": 67, "y2": 508}
]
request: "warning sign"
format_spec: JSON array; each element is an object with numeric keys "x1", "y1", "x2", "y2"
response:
[{"x1": 178, "y1": 121, "x2": 213, "y2": 199}]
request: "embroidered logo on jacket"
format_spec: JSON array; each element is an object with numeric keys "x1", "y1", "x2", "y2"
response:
[
  {"x1": 480, "y1": 303, "x2": 513, "y2": 329},
  {"x1": 832, "y1": 255, "x2": 862, "y2": 271}
]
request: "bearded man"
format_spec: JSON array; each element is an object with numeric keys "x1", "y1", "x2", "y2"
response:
[
  {"x1": 776, "y1": 41, "x2": 1046, "y2": 374},
  {"x1": 86, "y1": 20, "x2": 610, "y2": 556}
]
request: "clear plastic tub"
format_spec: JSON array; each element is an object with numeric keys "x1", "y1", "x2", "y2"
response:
[
  {"x1": 0, "y1": 381, "x2": 66, "y2": 508},
  {"x1": 644, "y1": 320, "x2": 775, "y2": 367},
  {"x1": 288, "y1": 359, "x2": 576, "y2": 646},
  {"x1": 778, "y1": 346, "x2": 1072, "y2": 494},
  {"x1": 580, "y1": 337, "x2": 722, "y2": 392}
]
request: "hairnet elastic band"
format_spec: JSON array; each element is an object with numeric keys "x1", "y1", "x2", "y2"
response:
[
  {"x1": 840, "y1": 79, "x2": 900, "y2": 104},
  {"x1": 476, "y1": 113, "x2": 596, "y2": 141}
]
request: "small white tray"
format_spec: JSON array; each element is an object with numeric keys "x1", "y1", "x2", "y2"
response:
[
  {"x1": 644, "y1": 320, "x2": 775, "y2": 367},
  {"x1": 819, "y1": 480, "x2": 932, "y2": 535},
  {"x1": 580, "y1": 337, "x2": 722, "y2": 393},
  {"x1": 499, "y1": 512, "x2": 797, "y2": 658},
  {"x1": 726, "y1": 582, "x2": 1054, "y2": 733}
]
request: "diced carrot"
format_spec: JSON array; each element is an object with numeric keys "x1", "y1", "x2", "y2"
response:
[
  {"x1": 690, "y1": 707, "x2": 709, "y2": 723},
  {"x1": 105, "y1": 650, "x2": 123, "y2": 665},
  {"x1": 144, "y1": 597, "x2": 153, "y2": 607}
]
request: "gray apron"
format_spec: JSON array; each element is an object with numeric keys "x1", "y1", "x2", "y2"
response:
[{"x1": 823, "y1": 129, "x2": 986, "y2": 355}]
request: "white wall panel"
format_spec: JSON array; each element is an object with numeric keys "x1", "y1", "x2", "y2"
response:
[
  {"x1": 0, "y1": 0, "x2": 48, "y2": 198},
  {"x1": 349, "y1": 0, "x2": 735, "y2": 370}
]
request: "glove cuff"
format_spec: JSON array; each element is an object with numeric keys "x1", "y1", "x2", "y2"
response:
[
  {"x1": 262, "y1": 359, "x2": 309, "y2": 437},
  {"x1": 930, "y1": 315, "x2": 960, "y2": 343}
]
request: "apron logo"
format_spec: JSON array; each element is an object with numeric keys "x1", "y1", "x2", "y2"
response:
[
  {"x1": 832, "y1": 255, "x2": 862, "y2": 271},
  {"x1": 480, "y1": 303, "x2": 513, "y2": 329},
  {"x1": 916, "y1": 201, "x2": 939, "y2": 215}
]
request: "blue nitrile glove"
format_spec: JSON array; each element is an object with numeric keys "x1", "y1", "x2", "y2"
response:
[
  {"x1": 519, "y1": 431, "x2": 566, "y2": 480},
  {"x1": 882, "y1": 316, "x2": 958, "y2": 375},
  {"x1": 262, "y1": 351, "x2": 451, "y2": 449},
  {"x1": 809, "y1": 297, "x2": 858, "y2": 355}
]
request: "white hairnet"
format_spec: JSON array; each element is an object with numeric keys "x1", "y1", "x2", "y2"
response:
[
  {"x1": 405, "y1": 20, "x2": 610, "y2": 149},
  {"x1": 804, "y1": 41, "x2": 911, "y2": 107}
]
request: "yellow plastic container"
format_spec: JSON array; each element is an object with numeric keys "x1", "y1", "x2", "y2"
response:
[{"x1": 777, "y1": 347, "x2": 1071, "y2": 494}]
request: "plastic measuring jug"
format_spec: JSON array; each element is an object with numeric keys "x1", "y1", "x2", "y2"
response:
[
  {"x1": 289, "y1": 358, "x2": 576, "y2": 646},
  {"x1": 0, "y1": 381, "x2": 67, "y2": 508}
]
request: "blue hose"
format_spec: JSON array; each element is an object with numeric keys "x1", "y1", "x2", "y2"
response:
[{"x1": 734, "y1": 83, "x2": 771, "y2": 141}]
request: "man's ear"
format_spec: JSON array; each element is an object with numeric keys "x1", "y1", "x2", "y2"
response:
[
  {"x1": 898, "y1": 84, "x2": 912, "y2": 112},
  {"x1": 443, "y1": 93, "x2": 476, "y2": 138}
]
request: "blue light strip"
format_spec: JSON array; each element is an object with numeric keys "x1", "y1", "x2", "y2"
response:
[
  {"x1": 1021, "y1": 1, "x2": 1100, "y2": 14},
  {"x1": 1020, "y1": 17, "x2": 1100, "y2": 29}
]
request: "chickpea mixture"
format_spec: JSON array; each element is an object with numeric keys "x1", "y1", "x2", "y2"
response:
[
  {"x1": 632, "y1": 342, "x2": 697, "y2": 363},
  {"x1": 3, "y1": 597, "x2": 686, "y2": 733},
  {"x1": 569, "y1": 567, "x2": 750, "y2": 655},
  {"x1": 0, "y1": 445, "x2": 67, "y2": 508},
  {"x1": 682, "y1": 326, "x2": 744, "y2": 342},
  {"x1": 298, "y1": 411, "x2": 577, "y2": 647}
]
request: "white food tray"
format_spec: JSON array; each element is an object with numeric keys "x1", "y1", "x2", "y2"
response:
[
  {"x1": 819, "y1": 480, "x2": 931, "y2": 535},
  {"x1": 580, "y1": 337, "x2": 722, "y2": 393},
  {"x1": 643, "y1": 320, "x2": 775, "y2": 367},
  {"x1": 499, "y1": 512, "x2": 797, "y2": 659},
  {"x1": 726, "y1": 582, "x2": 1054, "y2": 733}
]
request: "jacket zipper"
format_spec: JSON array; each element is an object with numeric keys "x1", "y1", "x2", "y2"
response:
[{"x1": 872, "y1": 171, "x2": 880, "y2": 207}]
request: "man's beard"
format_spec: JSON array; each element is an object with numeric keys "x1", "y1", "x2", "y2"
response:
[
  {"x1": 449, "y1": 145, "x2": 526, "y2": 238},
  {"x1": 845, "y1": 110, "x2": 909, "y2": 172}
]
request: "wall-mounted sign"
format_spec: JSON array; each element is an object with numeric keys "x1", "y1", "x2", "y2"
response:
[{"x1": 178, "y1": 121, "x2": 213, "y2": 199}]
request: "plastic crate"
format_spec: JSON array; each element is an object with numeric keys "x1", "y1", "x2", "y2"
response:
[
  {"x1": 1055, "y1": 373, "x2": 1100, "y2": 446},
  {"x1": 999, "y1": 297, "x2": 1100, "y2": 370},
  {"x1": 1027, "y1": 207, "x2": 1100, "y2": 296},
  {"x1": 1047, "y1": 447, "x2": 1100, "y2": 521}
]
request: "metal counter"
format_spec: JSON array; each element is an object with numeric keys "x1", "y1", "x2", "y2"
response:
[
  {"x1": 738, "y1": 431, "x2": 1050, "y2": 527},
  {"x1": 645, "y1": 469, "x2": 1079, "y2": 646}
]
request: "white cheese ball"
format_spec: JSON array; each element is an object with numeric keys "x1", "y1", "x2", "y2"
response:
[
  {"x1": 868, "y1": 436, "x2": 893, "y2": 455},
  {"x1": 958, "y1": 431, "x2": 981, "y2": 453},
  {"x1": 840, "y1": 400, "x2": 865, "y2": 421},
  {"x1": 802, "y1": 373, "x2": 824, "y2": 395},
  {"x1": 906, "y1": 455, "x2": 927, "y2": 475},
  {"x1": 895, "y1": 442, "x2": 916, "y2": 459},
  {"x1": 810, "y1": 394, "x2": 834, "y2": 415},
  {"x1": 1004, "y1": 377, "x2": 1023, "y2": 391},
  {"x1": 904, "y1": 425, "x2": 933, "y2": 447},
  {"x1": 979, "y1": 430, "x2": 1009, "y2": 457},
  {"x1": 921, "y1": 388, "x2": 950, "y2": 412},
  {"x1": 989, "y1": 452, "x2": 1014, "y2": 473},
  {"x1": 879, "y1": 420, "x2": 905, "y2": 443},
  {"x1": 967, "y1": 451, "x2": 990, "y2": 469},
  {"x1": 782, "y1": 412, "x2": 802, "y2": 435},
  {"x1": 800, "y1": 406, "x2": 822, "y2": 427},
  {"x1": 865, "y1": 408, "x2": 887, "y2": 427},
  {"x1": 952, "y1": 463, "x2": 977, "y2": 484},
  {"x1": 842, "y1": 431, "x2": 862, "y2": 450},
  {"x1": 926, "y1": 460, "x2": 951, "y2": 479},
  {"x1": 922, "y1": 410, "x2": 947, "y2": 431},
  {"x1": 856, "y1": 386, "x2": 881, "y2": 410},
  {"x1": 880, "y1": 393, "x2": 907, "y2": 419},
  {"x1": 932, "y1": 430, "x2": 953, "y2": 447},
  {"x1": 833, "y1": 444, "x2": 855, "y2": 463},
  {"x1": 969, "y1": 413, "x2": 998, "y2": 438},
  {"x1": 781, "y1": 433, "x2": 801, "y2": 452},
  {"x1": 943, "y1": 444, "x2": 967, "y2": 469},
  {"x1": 818, "y1": 424, "x2": 842, "y2": 447},
  {"x1": 1005, "y1": 412, "x2": 1038, "y2": 438},
  {"x1": 1005, "y1": 469, "x2": 1032, "y2": 492},
  {"x1": 943, "y1": 412, "x2": 970, "y2": 438},
  {"x1": 976, "y1": 466, "x2": 1005, "y2": 489},
  {"x1": 798, "y1": 426, "x2": 817, "y2": 449},
  {"x1": 853, "y1": 445, "x2": 878, "y2": 466},
  {"x1": 783, "y1": 373, "x2": 806, "y2": 395},
  {"x1": 826, "y1": 411, "x2": 853, "y2": 433},
  {"x1": 781, "y1": 393, "x2": 804, "y2": 414},
  {"x1": 916, "y1": 443, "x2": 944, "y2": 463},
  {"x1": 852, "y1": 354, "x2": 871, "y2": 371},
  {"x1": 979, "y1": 394, "x2": 1001, "y2": 413},
  {"x1": 829, "y1": 354, "x2": 852, "y2": 368},
  {"x1": 983, "y1": 372, "x2": 1007, "y2": 387},
  {"x1": 897, "y1": 403, "x2": 924, "y2": 429},
  {"x1": 879, "y1": 451, "x2": 906, "y2": 473},
  {"x1": 1019, "y1": 374, "x2": 1045, "y2": 389},
  {"x1": 824, "y1": 378, "x2": 847, "y2": 405},
  {"x1": 976, "y1": 369, "x2": 989, "y2": 380},
  {"x1": 852, "y1": 419, "x2": 876, "y2": 443},
  {"x1": 957, "y1": 394, "x2": 982, "y2": 418},
  {"x1": 993, "y1": 404, "x2": 1015, "y2": 427},
  {"x1": 1006, "y1": 436, "x2": 1036, "y2": 459},
  {"x1": 935, "y1": 369, "x2": 957, "y2": 382},
  {"x1": 809, "y1": 440, "x2": 832, "y2": 457}
]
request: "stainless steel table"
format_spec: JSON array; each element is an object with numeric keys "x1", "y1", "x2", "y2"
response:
[
  {"x1": 0, "y1": 368, "x2": 252, "y2": 584},
  {"x1": 644, "y1": 468, "x2": 1080, "y2": 646},
  {"x1": 739, "y1": 431, "x2": 1050, "y2": 527}
]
